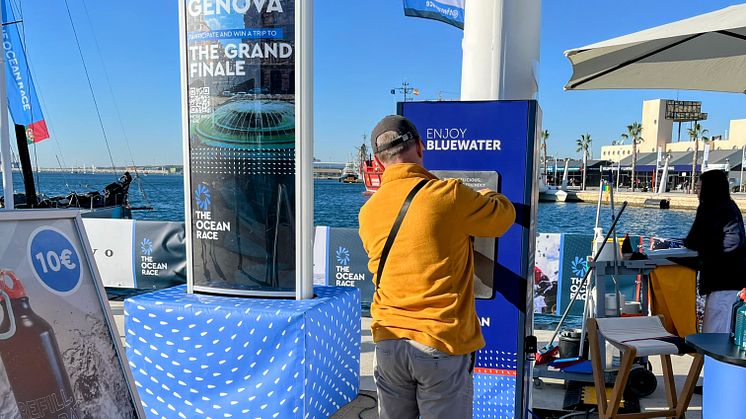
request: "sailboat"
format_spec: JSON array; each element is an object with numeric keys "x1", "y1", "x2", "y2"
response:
[{"x1": 0, "y1": 0, "x2": 138, "y2": 218}]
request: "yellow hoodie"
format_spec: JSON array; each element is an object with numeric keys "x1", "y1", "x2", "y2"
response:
[{"x1": 358, "y1": 163, "x2": 516, "y2": 355}]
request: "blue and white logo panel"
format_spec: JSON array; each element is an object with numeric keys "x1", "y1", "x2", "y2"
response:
[
  {"x1": 571, "y1": 256, "x2": 588, "y2": 277},
  {"x1": 335, "y1": 246, "x2": 350, "y2": 266},
  {"x1": 195, "y1": 183, "x2": 211, "y2": 211},
  {"x1": 140, "y1": 238, "x2": 154, "y2": 256}
]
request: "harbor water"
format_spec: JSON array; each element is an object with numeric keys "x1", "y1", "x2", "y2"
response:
[{"x1": 1, "y1": 173, "x2": 696, "y2": 238}]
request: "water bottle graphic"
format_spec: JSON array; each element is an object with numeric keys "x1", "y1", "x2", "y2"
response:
[
  {"x1": 0, "y1": 270, "x2": 79, "y2": 418},
  {"x1": 730, "y1": 288, "x2": 746, "y2": 343},
  {"x1": 737, "y1": 302, "x2": 746, "y2": 349}
]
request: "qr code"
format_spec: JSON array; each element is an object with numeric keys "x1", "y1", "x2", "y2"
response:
[{"x1": 189, "y1": 87, "x2": 211, "y2": 115}]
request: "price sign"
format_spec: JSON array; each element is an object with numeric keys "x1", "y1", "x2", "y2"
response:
[{"x1": 28, "y1": 227, "x2": 82, "y2": 295}]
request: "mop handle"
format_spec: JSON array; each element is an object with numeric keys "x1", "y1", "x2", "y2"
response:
[{"x1": 546, "y1": 201, "x2": 628, "y2": 348}]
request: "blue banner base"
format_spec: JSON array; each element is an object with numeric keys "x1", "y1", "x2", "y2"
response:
[
  {"x1": 125, "y1": 285, "x2": 361, "y2": 418},
  {"x1": 474, "y1": 374, "x2": 518, "y2": 418}
]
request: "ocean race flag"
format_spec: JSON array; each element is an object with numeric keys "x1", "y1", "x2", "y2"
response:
[
  {"x1": 1, "y1": 0, "x2": 49, "y2": 143},
  {"x1": 403, "y1": 0, "x2": 465, "y2": 30}
]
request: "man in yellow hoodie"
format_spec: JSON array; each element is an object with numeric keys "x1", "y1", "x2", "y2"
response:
[{"x1": 359, "y1": 115, "x2": 516, "y2": 418}]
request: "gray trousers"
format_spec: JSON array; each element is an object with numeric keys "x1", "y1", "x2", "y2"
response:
[{"x1": 374, "y1": 339, "x2": 475, "y2": 419}]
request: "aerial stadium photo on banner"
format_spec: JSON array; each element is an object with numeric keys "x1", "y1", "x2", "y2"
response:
[{"x1": 183, "y1": 0, "x2": 297, "y2": 296}]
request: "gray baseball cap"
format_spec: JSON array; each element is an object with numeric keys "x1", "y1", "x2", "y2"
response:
[{"x1": 370, "y1": 115, "x2": 420, "y2": 154}]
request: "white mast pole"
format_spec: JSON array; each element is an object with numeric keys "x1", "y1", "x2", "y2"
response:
[
  {"x1": 561, "y1": 159, "x2": 569, "y2": 189},
  {"x1": 296, "y1": 0, "x2": 314, "y2": 300},
  {"x1": 460, "y1": 0, "x2": 541, "y2": 101},
  {"x1": 0, "y1": 47, "x2": 13, "y2": 210},
  {"x1": 658, "y1": 156, "x2": 670, "y2": 195},
  {"x1": 461, "y1": 1, "x2": 502, "y2": 100}
]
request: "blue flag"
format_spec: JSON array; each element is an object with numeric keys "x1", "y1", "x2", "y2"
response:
[
  {"x1": 2, "y1": 0, "x2": 49, "y2": 142},
  {"x1": 403, "y1": 0, "x2": 465, "y2": 30}
]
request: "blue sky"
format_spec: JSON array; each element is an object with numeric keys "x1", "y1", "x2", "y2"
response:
[{"x1": 11, "y1": 0, "x2": 746, "y2": 167}]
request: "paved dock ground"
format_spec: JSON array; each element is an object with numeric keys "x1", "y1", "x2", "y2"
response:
[
  {"x1": 574, "y1": 189, "x2": 746, "y2": 212},
  {"x1": 110, "y1": 304, "x2": 703, "y2": 418}
]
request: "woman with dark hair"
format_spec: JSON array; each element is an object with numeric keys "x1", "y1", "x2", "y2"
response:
[{"x1": 684, "y1": 169, "x2": 746, "y2": 332}]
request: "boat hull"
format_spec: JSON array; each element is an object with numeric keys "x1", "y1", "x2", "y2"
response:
[
  {"x1": 360, "y1": 161, "x2": 382, "y2": 194},
  {"x1": 539, "y1": 189, "x2": 580, "y2": 203}
]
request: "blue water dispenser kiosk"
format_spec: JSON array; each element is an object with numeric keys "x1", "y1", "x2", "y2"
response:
[{"x1": 400, "y1": 100, "x2": 539, "y2": 419}]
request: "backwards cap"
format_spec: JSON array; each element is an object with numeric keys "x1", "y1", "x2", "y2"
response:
[{"x1": 370, "y1": 115, "x2": 420, "y2": 155}]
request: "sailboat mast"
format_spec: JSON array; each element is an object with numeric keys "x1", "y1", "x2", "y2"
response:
[{"x1": 15, "y1": 124, "x2": 36, "y2": 207}]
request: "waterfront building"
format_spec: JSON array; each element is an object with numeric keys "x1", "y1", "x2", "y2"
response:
[
  {"x1": 313, "y1": 161, "x2": 345, "y2": 179},
  {"x1": 543, "y1": 149, "x2": 744, "y2": 191},
  {"x1": 601, "y1": 99, "x2": 746, "y2": 162},
  {"x1": 544, "y1": 158, "x2": 608, "y2": 188}
]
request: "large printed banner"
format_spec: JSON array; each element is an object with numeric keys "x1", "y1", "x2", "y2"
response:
[
  {"x1": 315, "y1": 229, "x2": 645, "y2": 321},
  {"x1": 183, "y1": 0, "x2": 297, "y2": 296},
  {"x1": 403, "y1": 0, "x2": 465, "y2": 29},
  {"x1": 312, "y1": 226, "x2": 375, "y2": 310},
  {"x1": 0, "y1": 211, "x2": 141, "y2": 418},
  {"x1": 556, "y1": 234, "x2": 641, "y2": 317},
  {"x1": 1, "y1": 0, "x2": 49, "y2": 143},
  {"x1": 534, "y1": 233, "x2": 560, "y2": 315},
  {"x1": 83, "y1": 219, "x2": 186, "y2": 289},
  {"x1": 557, "y1": 234, "x2": 592, "y2": 317}
]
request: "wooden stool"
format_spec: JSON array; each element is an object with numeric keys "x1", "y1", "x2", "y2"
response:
[{"x1": 587, "y1": 316, "x2": 703, "y2": 419}]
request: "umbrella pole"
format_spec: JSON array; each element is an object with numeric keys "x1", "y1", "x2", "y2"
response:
[{"x1": 738, "y1": 145, "x2": 746, "y2": 192}]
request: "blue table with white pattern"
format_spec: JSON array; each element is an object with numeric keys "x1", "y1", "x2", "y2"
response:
[{"x1": 124, "y1": 286, "x2": 360, "y2": 418}]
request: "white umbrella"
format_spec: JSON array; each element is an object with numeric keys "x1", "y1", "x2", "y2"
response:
[{"x1": 564, "y1": 3, "x2": 746, "y2": 92}]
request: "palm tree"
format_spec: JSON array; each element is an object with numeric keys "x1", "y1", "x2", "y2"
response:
[
  {"x1": 620, "y1": 122, "x2": 643, "y2": 191},
  {"x1": 540, "y1": 130, "x2": 550, "y2": 180},
  {"x1": 576, "y1": 133, "x2": 592, "y2": 190},
  {"x1": 688, "y1": 122, "x2": 709, "y2": 194}
]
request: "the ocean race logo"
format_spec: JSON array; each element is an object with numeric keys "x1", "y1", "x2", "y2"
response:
[
  {"x1": 334, "y1": 245, "x2": 364, "y2": 286},
  {"x1": 195, "y1": 184, "x2": 211, "y2": 211},
  {"x1": 424, "y1": 127, "x2": 503, "y2": 152},
  {"x1": 569, "y1": 256, "x2": 589, "y2": 301},
  {"x1": 140, "y1": 238, "x2": 153, "y2": 256},
  {"x1": 194, "y1": 183, "x2": 231, "y2": 241},
  {"x1": 570, "y1": 256, "x2": 588, "y2": 277},
  {"x1": 139, "y1": 236, "x2": 168, "y2": 276},
  {"x1": 335, "y1": 247, "x2": 350, "y2": 266}
]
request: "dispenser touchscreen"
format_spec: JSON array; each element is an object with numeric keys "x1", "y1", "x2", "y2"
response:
[{"x1": 430, "y1": 170, "x2": 499, "y2": 299}]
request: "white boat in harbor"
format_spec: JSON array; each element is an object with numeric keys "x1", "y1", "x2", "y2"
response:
[
  {"x1": 539, "y1": 159, "x2": 579, "y2": 202},
  {"x1": 339, "y1": 161, "x2": 360, "y2": 183},
  {"x1": 539, "y1": 180, "x2": 571, "y2": 202}
]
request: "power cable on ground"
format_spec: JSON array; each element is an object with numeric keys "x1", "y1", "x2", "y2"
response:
[{"x1": 356, "y1": 392, "x2": 377, "y2": 419}]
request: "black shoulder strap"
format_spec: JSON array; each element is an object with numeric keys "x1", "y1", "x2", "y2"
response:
[{"x1": 374, "y1": 179, "x2": 428, "y2": 290}]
